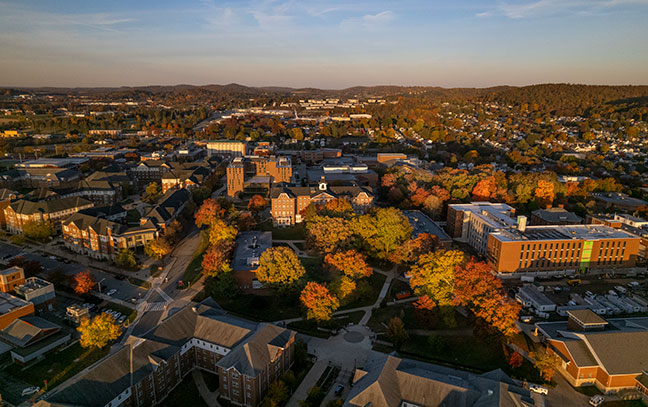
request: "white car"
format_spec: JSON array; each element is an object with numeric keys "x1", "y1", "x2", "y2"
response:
[
  {"x1": 589, "y1": 395, "x2": 604, "y2": 406},
  {"x1": 529, "y1": 384, "x2": 549, "y2": 395},
  {"x1": 106, "y1": 289, "x2": 117, "y2": 296},
  {"x1": 21, "y1": 387, "x2": 40, "y2": 396}
]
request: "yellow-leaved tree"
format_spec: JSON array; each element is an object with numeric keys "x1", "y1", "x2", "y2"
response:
[{"x1": 78, "y1": 313, "x2": 121, "y2": 348}]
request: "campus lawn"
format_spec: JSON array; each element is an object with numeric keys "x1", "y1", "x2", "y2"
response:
[
  {"x1": 367, "y1": 302, "x2": 471, "y2": 333},
  {"x1": 182, "y1": 252, "x2": 205, "y2": 285},
  {"x1": 159, "y1": 375, "x2": 208, "y2": 407},
  {"x1": 259, "y1": 221, "x2": 306, "y2": 241},
  {"x1": 338, "y1": 272, "x2": 387, "y2": 310},
  {"x1": 213, "y1": 292, "x2": 302, "y2": 322},
  {"x1": 288, "y1": 311, "x2": 365, "y2": 338},
  {"x1": 6, "y1": 343, "x2": 109, "y2": 390}
]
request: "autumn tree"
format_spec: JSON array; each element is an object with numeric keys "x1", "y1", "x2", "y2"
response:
[
  {"x1": 300, "y1": 282, "x2": 339, "y2": 322},
  {"x1": 472, "y1": 177, "x2": 496, "y2": 201},
  {"x1": 115, "y1": 248, "x2": 137, "y2": 269},
  {"x1": 22, "y1": 219, "x2": 54, "y2": 241},
  {"x1": 390, "y1": 233, "x2": 438, "y2": 264},
  {"x1": 306, "y1": 216, "x2": 353, "y2": 254},
  {"x1": 534, "y1": 179, "x2": 555, "y2": 207},
  {"x1": 144, "y1": 238, "x2": 171, "y2": 260},
  {"x1": 454, "y1": 259, "x2": 521, "y2": 337},
  {"x1": 208, "y1": 219, "x2": 238, "y2": 245},
  {"x1": 195, "y1": 198, "x2": 225, "y2": 227},
  {"x1": 386, "y1": 317, "x2": 409, "y2": 349},
  {"x1": 321, "y1": 199, "x2": 353, "y2": 218},
  {"x1": 324, "y1": 250, "x2": 372, "y2": 279},
  {"x1": 351, "y1": 208, "x2": 413, "y2": 261},
  {"x1": 531, "y1": 349, "x2": 560, "y2": 382},
  {"x1": 248, "y1": 195, "x2": 267, "y2": 212},
  {"x1": 508, "y1": 351, "x2": 523, "y2": 368},
  {"x1": 143, "y1": 182, "x2": 161, "y2": 203},
  {"x1": 78, "y1": 313, "x2": 121, "y2": 348},
  {"x1": 202, "y1": 241, "x2": 234, "y2": 277},
  {"x1": 256, "y1": 247, "x2": 306, "y2": 288},
  {"x1": 408, "y1": 250, "x2": 465, "y2": 326},
  {"x1": 74, "y1": 270, "x2": 96, "y2": 295}
]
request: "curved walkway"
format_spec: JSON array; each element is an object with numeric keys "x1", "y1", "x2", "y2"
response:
[{"x1": 192, "y1": 370, "x2": 222, "y2": 407}]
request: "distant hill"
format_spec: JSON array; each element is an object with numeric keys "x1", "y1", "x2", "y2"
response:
[{"x1": 4, "y1": 83, "x2": 648, "y2": 112}]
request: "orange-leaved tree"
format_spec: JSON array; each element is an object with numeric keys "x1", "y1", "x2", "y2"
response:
[
  {"x1": 454, "y1": 259, "x2": 521, "y2": 337},
  {"x1": 300, "y1": 282, "x2": 339, "y2": 322},
  {"x1": 534, "y1": 179, "x2": 555, "y2": 207},
  {"x1": 74, "y1": 270, "x2": 96, "y2": 296},
  {"x1": 324, "y1": 250, "x2": 372, "y2": 279},
  {"x1": 195, "y1": 198, "x2": 225, "y2": 228},
  {"x1": 248, "y1": 195, "x2": 267, "y2": 212},
  {"x1": 472, "y1": 177, "x2": 496, "y2": 201},
  {"x1": 78, "y1": 313, "x2": 121, "y2": 348},
  {"x1": 202, "y1": 241, "x2": 234, "y2": 277}
]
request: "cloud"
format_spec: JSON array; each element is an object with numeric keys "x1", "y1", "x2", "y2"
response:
[
  {"x1": 340, "y1": 10, "x2": 394, "y2": 30},
  {"x1": 494, "y1": 0, "x2": 648, "y2": 19}
]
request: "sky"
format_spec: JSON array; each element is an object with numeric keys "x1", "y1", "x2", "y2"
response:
[{"x1": 1, "y1": 0, "x2": 647, "y2": 88}]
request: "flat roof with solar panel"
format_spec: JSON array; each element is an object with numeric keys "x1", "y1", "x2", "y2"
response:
[{"x1": 491, "y1": 224, "x2": 640, "y2": 242}]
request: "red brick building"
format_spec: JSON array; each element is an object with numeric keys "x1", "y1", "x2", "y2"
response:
[
  {"x1": 37, "y1": 300, "x2": 295, "y2": 407},
  {"x1": 270, "y1": 180, "x2": 373, "y2": 226}
]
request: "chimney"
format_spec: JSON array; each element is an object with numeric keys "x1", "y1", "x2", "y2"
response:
[{"x1": 517, "y1": 215, "x2": 527, "y2": 232}]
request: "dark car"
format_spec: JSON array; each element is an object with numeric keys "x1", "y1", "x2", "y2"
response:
[{"x1": 335, "y1": 384, "x2": 344, "y2": 396}]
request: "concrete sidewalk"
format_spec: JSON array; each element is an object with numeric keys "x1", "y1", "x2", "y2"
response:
[{"x1": 286, "y1": 359, "x2": 328, "y2": 407}]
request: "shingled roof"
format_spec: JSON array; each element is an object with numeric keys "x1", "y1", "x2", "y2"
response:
[
  {"x1": 8, "y1": 196, "x2": 93, "y2": 215},
  {"x1": 345, "y1": 354, "x2": 533, "y2": 407}
]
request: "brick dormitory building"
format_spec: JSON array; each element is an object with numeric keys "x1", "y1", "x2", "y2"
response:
[
  {"x1": 447, "y1": 202, "x2": 641, "y2": 274},
  {"x1": 226, "y1": 156, "x2": 292, "y2": 197},
  {"x1": 36, "y1": 299, "x2": 296, "y2": 407}
]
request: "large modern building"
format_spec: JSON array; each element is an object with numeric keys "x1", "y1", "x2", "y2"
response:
[
  {"x1": 37, "y1": 299, "x2": 296, "y2": 407},
  {"x1": 207, "y1": 140, "x2": 246, "y2": 157},
  {"x1": 270, "y1": 179, "x2": 373, "y2": 226},
  {"x1": 447, "y1": 203, "x2": 642, "y2": 274},
  {"x1": 345, "y1": 353, "x2": 534, "y2": 407},
  {"x1": 226, "y1": 156, "x2": 292, "y2": 197},
  {"x1": 446, "y1": 202, "x2": 518, "y2": 256},
  {"x1": 589, "y1": 213, "x2": 648, "y2": 259},
  {"x1": 486, "y1": 224, "x2": 641, "y2": 274},
  {"x1": 536, "y1": 309, "x2": 648, "y2": 395}
]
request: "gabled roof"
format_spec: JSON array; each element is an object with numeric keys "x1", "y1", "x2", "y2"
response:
[
  {"x1": 0, "y1": 188, "x2": 18, "y2": 200},
  {"x1": 579, "y1": 331, "x2": 648, "y2": 375},
  {"x1": 42, "y1": 300, "x2": 293, "y2": 407},
  {"x1": 345, "y1": 354, "x2": 533, "y2": 407},
  {"x1": 8, "y1": 196, "x2": 93, "y2": 216},
  {"x1": 0, "y1": 316, "x2": 60, "y2": 347},
  {"x1": 144, "y1": 188, "x2": 190, "y2": 224},
  {"x1": 216, "y1": 323, "x2": 295, "y2": 377}
]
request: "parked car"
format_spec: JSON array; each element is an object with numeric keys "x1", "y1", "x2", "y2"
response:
[
  {"x1": 106, "y1": 289, "x2": 117, "y2": 296},
  {"x1": 22, "y1": 387, "x2": 40, "y2": 396},
  {"x1": 118, "y1": 315, "x2": 127, "y2": 324},
  {"x1": 115, "y1": 274, "x2": 126, "y2": 281},
  {"x1": 529, "y1": 384, "x2": 549, "y2": 395},
  {"x1": 585, "y1": 291, "x2": 594, "y2": 297},
  {"x1": 519, "y1": 315, "x2": 533, "y2": 323},
  {"x1": 335, "y1": 384, "x2": 345, "y2": 396},
  {"x1": 589, "y1": 395, "x2": 604, "y2": 406}
]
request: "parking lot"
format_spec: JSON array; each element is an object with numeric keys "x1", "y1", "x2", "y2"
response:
[{"x1": 0, "y1": 241, "x2": 147, "y2": 305}]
